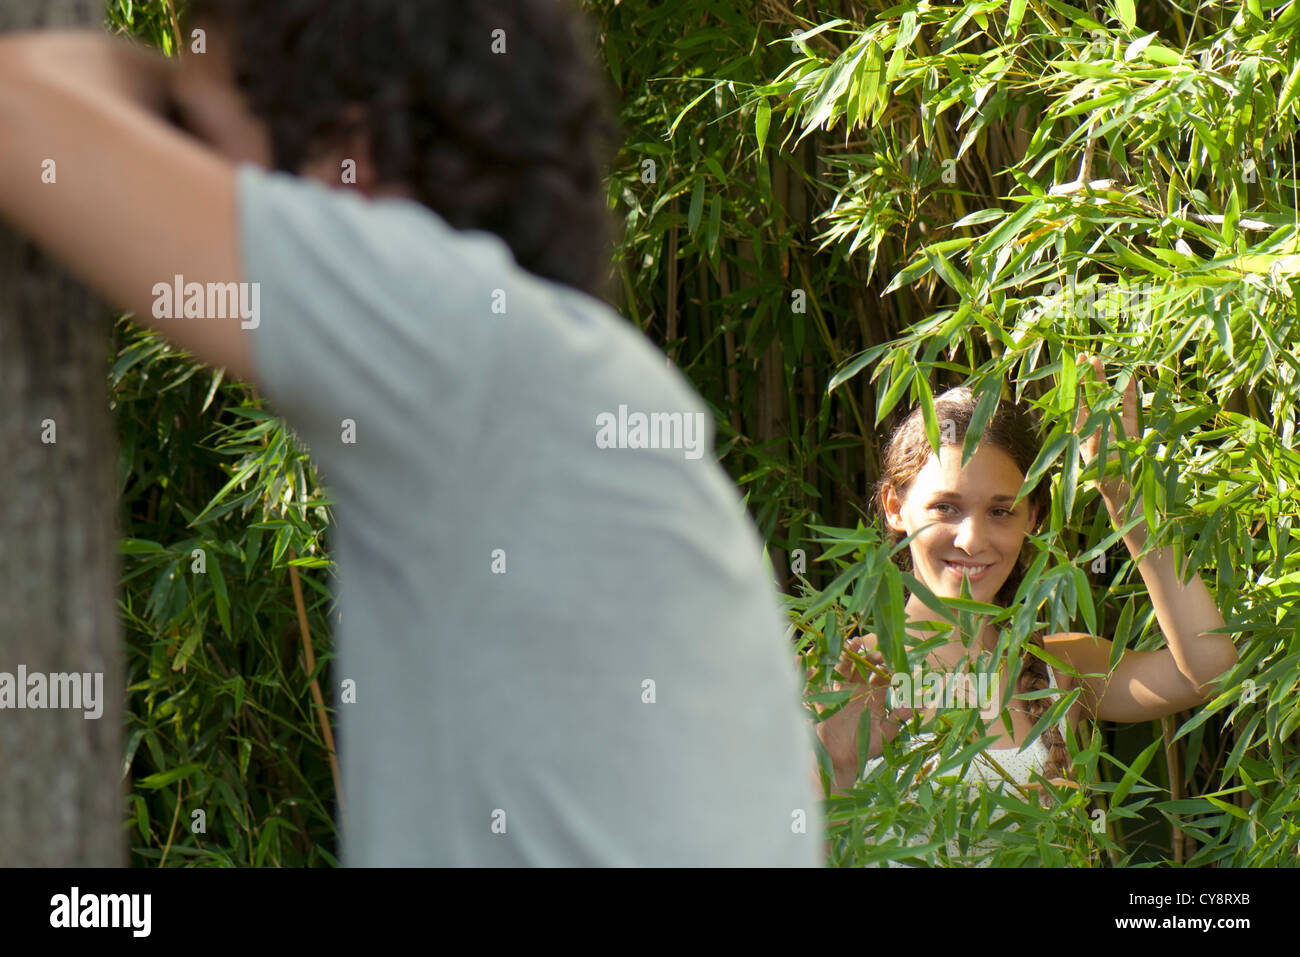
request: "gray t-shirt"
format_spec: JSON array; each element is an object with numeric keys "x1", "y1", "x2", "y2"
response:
[{"x1": 236, "y1": 163, "x2": 822, "y2": 865}]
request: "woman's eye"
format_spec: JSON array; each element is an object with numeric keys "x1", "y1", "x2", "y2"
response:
[{"x1": 930, "y1": 503, "x2": 954, "y2": 514}]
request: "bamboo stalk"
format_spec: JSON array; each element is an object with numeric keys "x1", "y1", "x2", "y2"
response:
[
  {"x1": 287, "y1": 547, "x2": 345, "y2": 823},
  {"x1": 1162, "y1": 715, "x2": 1185, "y2": 864}
]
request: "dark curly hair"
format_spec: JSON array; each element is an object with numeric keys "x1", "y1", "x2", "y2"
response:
[
  {"x1": 181, "y1": 0, "x2": 624, "y2": 302},
  {"x1": 874, "y1": 386, "x2": 1072, "y2": 790}
]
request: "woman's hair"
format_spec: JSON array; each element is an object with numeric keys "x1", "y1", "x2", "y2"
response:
[
  {"x1": 182, "y1": 0, "x2": 624, "y2": 302},
  {"x1": 874, "y1": 386, "x2": 1069, "y2": 786}
]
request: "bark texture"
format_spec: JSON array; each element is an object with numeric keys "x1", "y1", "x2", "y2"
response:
[{"x1": 0, "y1": 0, "x2": 125, "y2": 866}]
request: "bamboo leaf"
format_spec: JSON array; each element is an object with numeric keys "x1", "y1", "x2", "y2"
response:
[
  {"x1": 1111, "y1": 738, "x2": 1162, "y2": 807},
  {"x1": 687, "y1": 179, "x2": 704, "y2": 235},
  {"x1": 139, "y1": 763, "x2": 203, "y2": 790},
  {"x1": 1116, "y1": 0, "x2": 1136, "y2": 32},
  {"x1": 1007, "y1": 0, "x2": 1028, "y2": 38},
  {"x1": 1124, "y1": 32, "x2": 1156, "y2": 62},
  {"x1": 209, "y1": 553, "x2": 233, "y2": 639}
]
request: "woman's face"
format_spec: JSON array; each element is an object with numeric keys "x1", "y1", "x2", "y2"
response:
[{"x1": 883, "y1": 442, "x2": 1038, "y2": 604}]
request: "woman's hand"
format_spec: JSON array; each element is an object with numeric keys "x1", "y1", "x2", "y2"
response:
[
  {"x1": 808, "y1": 635, "x2": 907, "y2": 792},
  {"x1": 1074, "y1": 353, "x2": 1138, "y2": 506}
]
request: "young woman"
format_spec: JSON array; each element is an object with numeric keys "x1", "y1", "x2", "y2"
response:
[{"x1": 809, "y1": 356, "x2": 1238, "y2": 858}]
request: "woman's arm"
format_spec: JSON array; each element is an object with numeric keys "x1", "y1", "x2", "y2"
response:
[
  {"x1": 1099, "y1": 480, "x2": 1236, "y2": 694},
  {"x1": 1063, "y1": 356, "x2": 1238, "y2": 721}
]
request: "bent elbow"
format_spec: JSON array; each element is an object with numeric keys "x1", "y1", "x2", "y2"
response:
[
  {"x1": 1191, "y1": 637, "x2": 1239, "y2": 699},
  {"x1": 1211, "y1": 636, "x2": 1239, "y2": 684}
]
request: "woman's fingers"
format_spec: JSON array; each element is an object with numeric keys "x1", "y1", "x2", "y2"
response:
[
  {"x1": 1092, "y1": 355, "x2": 1140, "y2": 442},
  {"x1": 835, "y1": 638, "x2": 869, "y2": 679},
  {"x1": 1088, "y1": 355, "x2": 1113, "y2": 450},
  {"x1": 1074, "y1": 391, "x2": 1092, "y2": 436},
  {"x1": 865, "y1": 651, "x2": 892, "y2": 687},
  {"x1": 1076, "y1": 353, "x2": 1142, "y2": 481},
  {"x1": 1122, "y1": 368, "x2": 1139, "y2": 437},
  {"x1": 835, "y1": 639, "x2": 891, "y2": 687}
]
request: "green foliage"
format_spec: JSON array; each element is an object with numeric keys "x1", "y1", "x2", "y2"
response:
[
  {"x1": 112, "y1": 314, "x2": 339, "y2": 866},
  {"x1": 106, "y1": 0, "x2": 180, "y2": 54},
  {"x1": 107, "y1": 4, "x2": 338, "y2": 867}
]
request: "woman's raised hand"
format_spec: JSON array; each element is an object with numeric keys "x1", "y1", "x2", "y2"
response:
[{"x1": 1074, "y1": 353, "x2": 1138, "y2": 501}]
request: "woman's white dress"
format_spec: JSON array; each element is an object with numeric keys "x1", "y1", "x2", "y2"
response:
[{"x1": 855, "y1": 666, "x2": 1069, "y2": 867}]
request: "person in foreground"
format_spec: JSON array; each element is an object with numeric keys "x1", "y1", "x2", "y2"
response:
[
  {"x1": 0, "y1": 2, "x2": 821, "y2": 865},
  {"x1": 809, "y1": 359, "x2": 1238, "y2": 864}
]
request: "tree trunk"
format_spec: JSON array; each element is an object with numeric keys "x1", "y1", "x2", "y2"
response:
[{"x1": 0, "y1": 0, "x2": 124, "y2": 866}]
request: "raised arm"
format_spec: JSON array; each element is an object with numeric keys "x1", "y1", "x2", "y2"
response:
[
  {"x1": 1057, "y1": 356, "x2": 1238, "y2": 723},
  {"x1": 0, "y1": 28, "x2": 253, "y2": 381}
]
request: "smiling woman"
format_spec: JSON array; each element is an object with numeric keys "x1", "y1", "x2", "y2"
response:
[
  {"x1": 877, "y1": 392, "x2": 1050, "y2": 610},
  {"x1": 807, "y1": 360, "x2": 1240, "y2": 864}
]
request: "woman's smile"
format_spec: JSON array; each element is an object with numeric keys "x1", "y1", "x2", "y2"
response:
[{"x1": 943, "y1": 559, "x2": 995, "y2": 581}]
